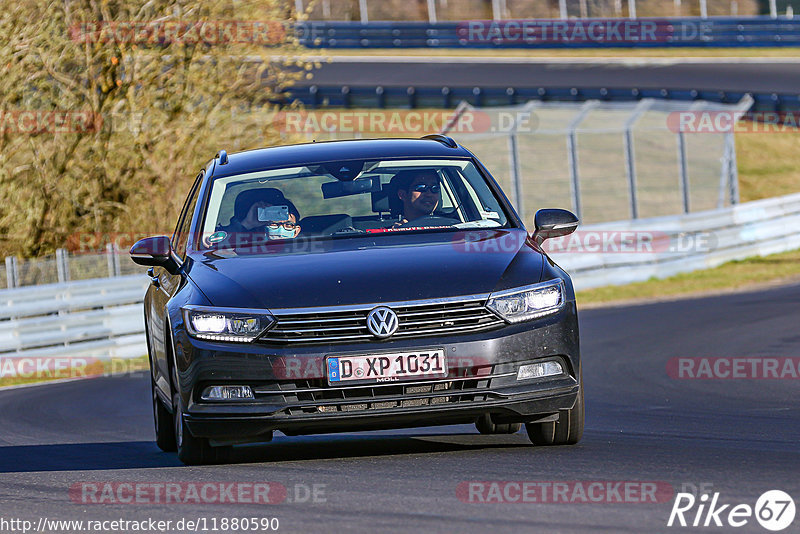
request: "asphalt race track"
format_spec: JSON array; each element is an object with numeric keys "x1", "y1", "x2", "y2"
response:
[
  {"x1": 1, "y1": 283, "x2": 798, "y2": 533},
  {"x1": 304, "y1": 56, "x2": 800, "y2": 94}
]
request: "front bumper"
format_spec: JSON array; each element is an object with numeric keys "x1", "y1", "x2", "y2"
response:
[{"x1": 174, "y1": 302, "x2": 580, "y2": 440}]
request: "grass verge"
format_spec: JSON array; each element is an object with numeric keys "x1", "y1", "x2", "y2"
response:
[
  {"x1": 737, "y1": 131, "x2": 800, "y2": 202},
  {"x1": 0, "y1": 354, "x2": 149, "y2": 389},
  {"x1": 576, "y1": 248, "x2": 800, "y2": 306}
]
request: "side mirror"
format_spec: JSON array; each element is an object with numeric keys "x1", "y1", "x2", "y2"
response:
[
  {"x1": 130, "y1": 236, "x2": 181, "y2": 275},
  {"x1": 532, "y1": 209, "x2": 579, "y2": 246}
]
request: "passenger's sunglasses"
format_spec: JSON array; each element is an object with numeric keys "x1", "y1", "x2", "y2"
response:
[
  {"x1": 411, "y1": 183, "x2": 440, "y2": 194},
  {"x1": 266, "y1": 221, "x2": 297, "y2": 230}
]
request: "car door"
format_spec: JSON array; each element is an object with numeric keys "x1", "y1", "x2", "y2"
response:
[{"x1": 150, "y1": 171, "x2": 204, "y2": 396}]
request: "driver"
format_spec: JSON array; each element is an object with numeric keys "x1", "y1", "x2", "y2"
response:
[{"x1": 391, "y1": 169, "x2": 441, "y2": 226}]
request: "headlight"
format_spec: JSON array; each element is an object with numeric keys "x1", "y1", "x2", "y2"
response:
[
  {"x1": 182, "y1": 306, "x2": 275, "y2": 342},
  {"x1": 486, "y1": 279, "x2": 565, "y2": 323}
]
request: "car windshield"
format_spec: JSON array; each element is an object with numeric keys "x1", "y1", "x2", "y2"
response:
[{"x1": 198, "y1": 158, "x2": 512, "y2": 250}]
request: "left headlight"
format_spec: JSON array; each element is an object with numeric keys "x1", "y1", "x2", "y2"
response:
[
  {"x1": 486, "y1": 279, "x2": 565, "y2": 323},
  {"x1": 182, "y1": 306, "x2": 275, "y2": 343}
]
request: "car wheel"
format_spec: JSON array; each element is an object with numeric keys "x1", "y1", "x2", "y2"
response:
[
  {"x1": 525, "y1": 370, "x2": 584, "y2": 446},
  {"x1": 174, "y1": 393, "x2": 219, "y2": 465},
  {"x1": 475, "y1": 414, "x2": 522, "y2": 434},
  {"x1": 152, "y1": 377, "x2": 176, "y2": 452}
]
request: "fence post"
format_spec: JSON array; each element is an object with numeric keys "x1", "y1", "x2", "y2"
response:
[
  {"x1": 628, "y1": 0, "x2": 636, "y2": 19},
  {"x1": 565, "y1": 101, "x2": 598, "y2": 221},
  {"x1": 105, "y1": 243, "x2": 121, "y2": 278},
  {"x1": 623, "y1": 129, "x2": 639, "y2": 219},
  {"x1": 359, "y1": 0, "x2": 368, "y2": 24},
  {"x1": 294, "y1": 0, "x2": 303, "y2": 15},
  {"x1": 727, "y1": 132, "x2": 739, "y2": 205},
  {"x1": 428, "y1": 0, "x2": 438, "y2": 23},
  {"x1": 559, "y1": 0, "x2": 567, "y2": 19},
  {"x1": 700, "y1": 0, "x2": 708, "y2": 18},
  {"x1": 718, "y1": 138, "x2": 731, "y2": 208},
  {"x1": 56, "y1": 248, "x2": 70, "y2": 283},
  {"x1": 5, "y1": 256, "x2": 18, "y2": 288},
  {"x1": 677, "y1": 132, "x2": 691, "y2": 213},
  {"x1": 622, "y1": 99, "x2": 652, "y2": 220},
  {"x1": 566, "y1": 132, "x2": 581, "y2": 220},
  {"x1": 769, "y1": 0, "x2": 778, "y2": 18},
  {"x1": 508, "y1": 132, "x2": 524, "y2": 222}
]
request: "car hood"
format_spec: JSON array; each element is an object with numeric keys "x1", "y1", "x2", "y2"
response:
[{"x1": 186, "y1": 230, "x2": 544, "y2": 309}]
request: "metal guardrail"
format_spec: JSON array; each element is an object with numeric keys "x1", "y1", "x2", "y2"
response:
[
  {"x1": 0, "y1": 276, "x2": 148, "y2": 364},
  {"x1": 289, "y1": 85, "x2": 800, "y2": 115},
  {"x1": 1, "y1": 193, "x2": 799, "y2": 364},
  {"x1": 554, "y1": 191, "x2": 800, "y2": 290},
  {"x1": 296, "y1": 17, "x2": 800, "y2": 48}
]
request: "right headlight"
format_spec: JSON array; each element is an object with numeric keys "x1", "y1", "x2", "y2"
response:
[
  {"x1": 182, "y1": 306, "x2": 275, "y2": 342},
  {"x1": 486, "y1": 279, "x2": 565, "y2": 323}
]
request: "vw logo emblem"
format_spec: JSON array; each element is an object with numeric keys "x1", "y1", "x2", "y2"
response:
[{"x1": 366, "y1": 307, "x2": 399, "y2": 339}]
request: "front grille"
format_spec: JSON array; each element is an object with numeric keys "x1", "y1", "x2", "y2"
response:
[
  {"x1": 252, "y1": 365, "x2": 513, "y2": 416},
  {"x1": 259, "y1": 295, "x2": 504, "y2": 344}
]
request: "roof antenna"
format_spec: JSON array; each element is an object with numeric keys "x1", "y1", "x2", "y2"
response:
[{"x1": 216, "y1": 150, "x2": 229, "y2": 165}]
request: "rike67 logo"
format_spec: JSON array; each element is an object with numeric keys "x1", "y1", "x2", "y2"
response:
[{"x1": 668, "y1": 490, "x2": 795, "y2": 531}]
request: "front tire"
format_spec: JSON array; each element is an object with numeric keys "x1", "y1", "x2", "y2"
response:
[
  {"x1": 475, "y1": 414, "x2": 522, "y2": 434},
  {"x1": 174, "y1": 394, "x2": 224, "y2": 465},
  {"x1": 526, "y1": 370, "x2": 584, "y2": 446},
  {"x1": 152, "y1": 377, "x2": 176, "y2": 452}
]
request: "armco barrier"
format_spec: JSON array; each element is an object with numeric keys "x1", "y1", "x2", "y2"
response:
[
  {"x1": 289, "y1": 85, "x2": 800, "y2": 115},
  {"x1": 556, "y1": 191, "x2": 800, "y2": 291},
  {"x1": 0, "y1": 275, "x2": 148, "y2": 363},
  {"x1": 1, "y1": 193, "x2": 799, "y2": 363},
  {"x1": 296, "y1": 17, "x2": 800, "y2": 49}
]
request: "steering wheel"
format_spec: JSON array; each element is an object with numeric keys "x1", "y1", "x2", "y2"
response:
[{"x1": 400, "y1": 215, "x2": 459, "y2": 228}]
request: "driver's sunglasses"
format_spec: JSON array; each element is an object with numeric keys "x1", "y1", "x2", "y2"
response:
[
  {"x1": 266, "y1": 221, "x2": 297, "y2": 230},
  {"x1": 412, "y1": 183, "x2": 440, "y2": 194}
]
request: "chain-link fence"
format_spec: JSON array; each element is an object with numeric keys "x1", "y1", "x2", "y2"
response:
[
  {"x1": 297, "y1": 0, "x2": 761, "y2": 22},
  {"x1": 3, "y1": 246, "x2": 145, "y2": 290},
  {"x1": 441, "y1": 96, "x2": 750, "y2": 225}
]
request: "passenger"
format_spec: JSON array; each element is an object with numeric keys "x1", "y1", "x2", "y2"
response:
[
  {"x1": 391, "y1": 169, "x2": 441, "y2": 225},
  {"x1": 222, "y1": 188, "x2": 301, "y2": 240}
]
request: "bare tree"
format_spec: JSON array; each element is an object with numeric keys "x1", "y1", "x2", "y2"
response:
[{"x1": 0, "y1": 0, "x2": 314, "y2": 257}]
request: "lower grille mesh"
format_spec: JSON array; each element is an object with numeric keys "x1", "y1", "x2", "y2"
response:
[{"x1": 252, "y1": 364, "x2": 511, "y2": 416}]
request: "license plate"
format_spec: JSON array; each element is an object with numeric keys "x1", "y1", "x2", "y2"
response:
[{"x1": 327, "y1": 349, "x2": 447, "y2": 384}]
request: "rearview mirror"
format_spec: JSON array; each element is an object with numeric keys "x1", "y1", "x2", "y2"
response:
[
  {"x1": 130, "y1": 236, "x2": 181, "y2": 274},
  {"x1": 321, "y1": 176, "x2": 380, "y2": 199},
  {"x1": 532, "y1": 209, "x2": 579, "y2": 246}
]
